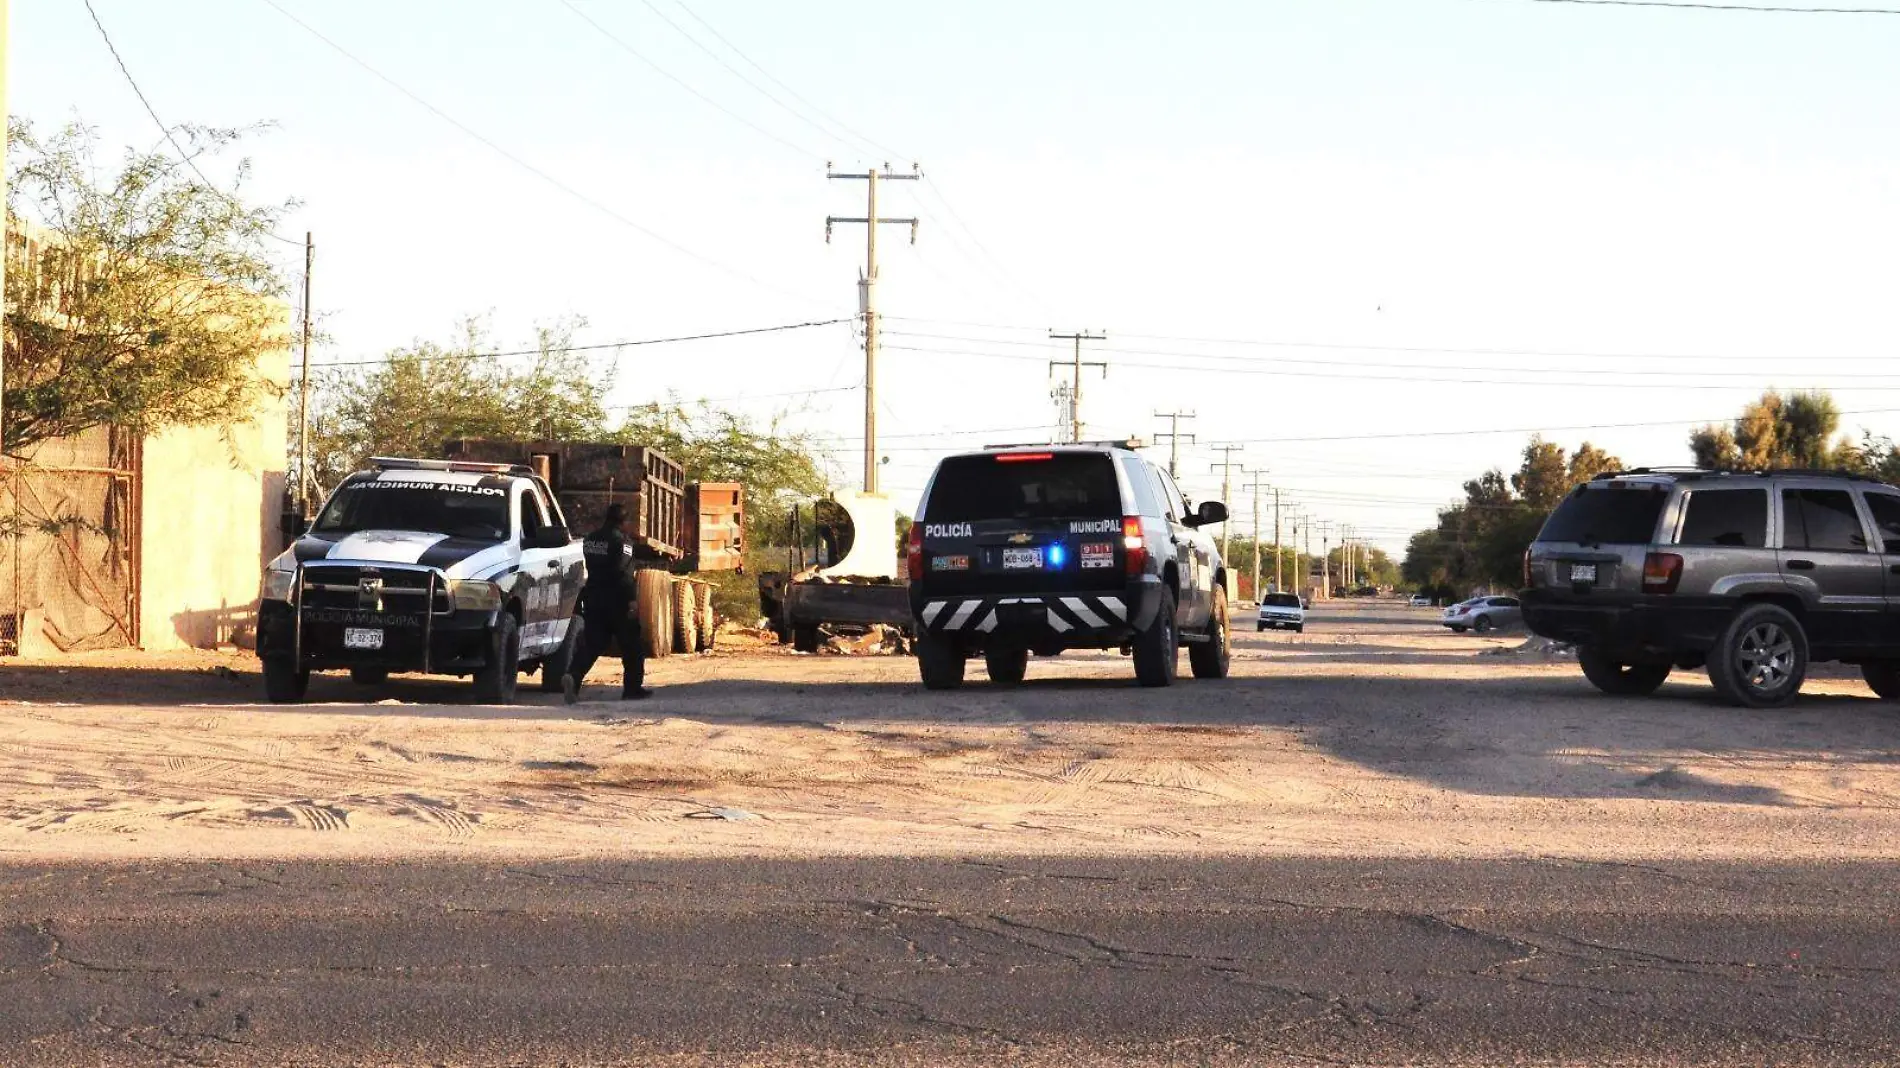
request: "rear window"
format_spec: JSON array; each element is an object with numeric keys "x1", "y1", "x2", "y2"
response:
[
  {"x1": 1677, "y1": 489, "x2": 1767, "y2": 548},
  {"x1": 1538, "y1": 484, "x2": 1668, "y2": 546},
  {"x1": 925, "y1": 453, "x2": 1122, "y2": 521},
  {"x1": 1264, "y1": 593, "x2": 1301, "y2": 607}
]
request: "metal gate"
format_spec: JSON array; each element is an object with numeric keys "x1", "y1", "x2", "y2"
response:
[{"x1": 0, "y1": 427, "x2": 140, "y2": 654}]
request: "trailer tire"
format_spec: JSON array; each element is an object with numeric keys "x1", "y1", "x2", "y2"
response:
[
  {"x1": 695, "y1": 585, "x2": 716, "y2": 652},
  {"x1": 672, "y1": 580, "x2": 697, "y2": 654},
  {"x1": 635, "y1": 570, "x2": 673, "y2": 660}
]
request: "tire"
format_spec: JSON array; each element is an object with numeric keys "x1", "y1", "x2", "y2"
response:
[
  {"x1": 1577, "y1": 647, "x2": 1671, "y2": 696},
  {"x1": 793, "y1": 623, "x2": 821, "y2": 654},
  {"x1": 471, "y1": 613, "x2": 521, "y2": 704},
  {"x1": 263, "y1": 658, "x2": 309, "y2": 704},
  {"x1": 917, "y1": 632, "x2": 966, "y2": 690},
  {"x1": 1706, "y1": 603, "x2": 1807, "y2": 708},
  {"x1": 1861, "y1": 661, "x2": 1900, "y2": 700},
  {"x1": 1255, "y1": 623, "x2": 1265, "y2": 632},
  {"x1": 1189, "y1": 585, "x2": 1231, "y2": 680},
  {"x1": 635, "y1": 571, "x2": 673, "y2": 660},
  {"x1": 1132, "y1": 588, "x2": 1179, "y2": 688},
  {"x1": 695, "y1": 585, "x2": 716, "y2": 652},
  {"x1": 539, "y1": 615, "x2": 584, "y2": 693},
  {"x1": 1473, "y1": 615, "x2": 1494, "y2": 633},
  {"x1": 984, "y1": 647, "x2": 1028, "y2": 686},
  {"x1": 672, "y1": 580, "x2": 697, "y2": 654},
  {"x1": 349, "y1": 666, "x2": 388, "y2": 686},
  {"x1": 1295, "y1": 624, "x2": 1304, "y2": 634}
]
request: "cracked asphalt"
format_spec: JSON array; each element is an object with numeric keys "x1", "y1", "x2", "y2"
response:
[{"x1": 4, "y1": 854, "x2": 1899, "y2": 1066}]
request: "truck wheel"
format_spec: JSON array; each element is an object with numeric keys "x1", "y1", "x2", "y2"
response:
[
  {"x1": 1578, "y1": 647, "x2": 1670, "y2": 696},
  {"x1": 792, "y1": 623, "x2": 821, "y2": 654},
  {"x1": 263, "y1": 658, "x2": 309, "y2": 704},
  {"x1": 1707, "y1": 603, "x2": 1807, "y2": 708},
  {"x1": 695, "y1": 585, "x2": 716, "y2": 652},
  {"x1": 1132, "y1": 589, "x2": 1179, "y2": 688},
  {"x1": 635, "y1": 571, "x2": 673, "y2": 660},
  {"x1": 984, "y1": 647, "x2": 1028, "y2": 686},
  {"x1": 917, "y1": 633, "x2": 965, "y2": 690},
  {"x1": 1189, "y1": 585, "x2": 1231, "y2": 680},
  {"x1": 539, "y1": 616, "x2": 584, "y2": 693},
  {"x1": 472, "y1": 613, "x2": 521, "y2": 704},
  {"x1": 1860, "y1": 661, "x2": 1900, "y2": 700},
  {"x1": 672, "y1": 580, "x2": 697, "y2": 654}
]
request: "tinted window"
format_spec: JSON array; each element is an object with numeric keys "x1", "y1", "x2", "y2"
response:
[
  {"x1": 1539, "y1": 485, "x2": 1668, "y2": 545},
  {"x1": 1118, "y1": 457, "x2": 1162, "y2": 517},
  {"x1": 1678, "y1": 489, "x2": 1767, "y2": 548},
  {"x1": 314, "y1": 481, "x2": 509, "y2": 541},
  {"x1": 1782, "y1": 489, "x2": 1868, "y2": 552},
  {"x1": 1865, "y1": 492, "x2": 1900, "y2": 553},
  {"x1": 1491, "y1": 597, "x2": 1519, "y2": 607},
  {"x1": 925, "y1": 454, "x2": 1121, "y2": 521},
  {"x1": 1264, "y1": 593, "x2": 1301, "y2": 607}
]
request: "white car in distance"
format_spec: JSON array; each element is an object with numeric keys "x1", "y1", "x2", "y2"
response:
[{"x1": 1256, "y1": 592, "x2": 1305, "y2": 633}]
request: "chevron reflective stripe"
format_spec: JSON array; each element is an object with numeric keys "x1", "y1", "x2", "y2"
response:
[
  {"x1": 1099, "y1": 597, "x2": 1127, "y2": 621},
  {"x1": 946, "y1": 601, "x2": 981, "y2": 630},
  {"x1": 974, "y1": 609, "x2": 998, "y2": 632},
  {"x1": 1047, "y1": 609, "x2": 1073, "y2": 632},
  {"x1": 922, "y1": 601, "x2": 947, "y2": 626},
  {"x1": 1060, "y1": 597, "x2": 1108, "y2": 629}
]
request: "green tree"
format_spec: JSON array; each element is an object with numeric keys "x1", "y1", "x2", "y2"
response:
[
  {"x1": 1567, "y1": 441, "x2": 1623, "y2": 484},
  {"x1": 1690, "y1": 389, "x2": 1851, "y2": 471},
  {"x1": 1511, "y1": 436, "x2": 1571, "y2": 511},
  {"x1": 3, "y1": 119, "x2": 293, "y2": 454}
]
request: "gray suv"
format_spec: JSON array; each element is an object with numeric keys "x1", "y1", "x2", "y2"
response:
[{"x1": 1521, "y1": 468, "x2": 1900, "y2": 707}]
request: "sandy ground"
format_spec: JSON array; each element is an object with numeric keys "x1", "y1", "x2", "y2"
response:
[{"x1": 2, "y1": 602, "x2": 1898, "y2": 863}]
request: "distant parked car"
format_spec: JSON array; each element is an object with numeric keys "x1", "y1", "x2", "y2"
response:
[
  {"x1": 1256, "y1": 592, "x2": 1305, "y2": 633},
  {"x1": 1408, "y1": 594, "x2": 1432, "y2": 607},
  {"x1": 1443, "y1": 596, "x2": 1521, "y2": 634}
]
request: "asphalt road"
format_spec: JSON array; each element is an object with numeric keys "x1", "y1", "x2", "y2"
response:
[{"x1": 5, "y1": 854, "x2": 1899, "y2": 1066}]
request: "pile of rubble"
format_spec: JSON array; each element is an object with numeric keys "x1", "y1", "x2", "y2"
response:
[{"x1": 1481, "y1": 636, "x2": 1575, "y2": 659}]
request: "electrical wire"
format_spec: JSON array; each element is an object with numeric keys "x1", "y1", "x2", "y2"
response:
[
  {"x1": 259, "y1": 0, "x2": 830, "y2": 309},
  {"x1": 1521, "y1": 0, "x2": 1900, "y2": 13},
  {"x1": 82, "y1": 0, "x2": 304, "y2": 247},
  {"x1": 309, "y1": 318, "x2": 853, "y2": 369}
]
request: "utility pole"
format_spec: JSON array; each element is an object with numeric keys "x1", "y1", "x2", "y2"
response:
[
  {"x1": 827, "y1": 162, "x2": 919, "y2": 494},
  {"x1": 1208, "y1": 444, "x2": 1244, "y2": 567},
  {"x1": 0, "y1": 0, "x2": 10, "y2": 455},
  {"x1": 1273, "y1": 488, "x2": 1283, "y2": 594},
  {"x1": 1153, "y1": 409, "x2": 1196, "y2": 478},
  {"x1": 296, "y1": 232, "x2": 313, "y2": 511},
  {"x1": 1318, "y1": 519, "x2": 1334, "y2": 601},
  {"x1": 1240, "y1": 473, "x2": 1270, "y2": 602},
  {"x1": 1049, "y1": 331, "x2": 1106, "y2": 443}
]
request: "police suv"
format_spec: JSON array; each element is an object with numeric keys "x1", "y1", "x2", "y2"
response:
[
  {"x1": 906, "y1": 442, "x2": 1231, "y2": 688},
  {"x1": 256, "y1": 458, "x2": 586, "y2": 704}
]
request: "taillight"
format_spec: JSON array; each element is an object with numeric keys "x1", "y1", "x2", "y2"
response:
[
  {"x1": 1123, "y1": 516, "x2": 1147, "y2": 577},
  {"x1": 1642, "y1": 552, "x2": 1683, "y2": 595},
  {"x1": 906, "y1": 522, "x2": 924, "y2": 580}
]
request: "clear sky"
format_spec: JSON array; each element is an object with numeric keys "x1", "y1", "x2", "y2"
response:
[{"x1": 12, "y1": 0, "x2": 1900, "y2": 556}]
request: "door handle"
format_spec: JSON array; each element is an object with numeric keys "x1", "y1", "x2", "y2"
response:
[{"x1": 1786, "y1": 559, "x2": 1816, "y2": 571}]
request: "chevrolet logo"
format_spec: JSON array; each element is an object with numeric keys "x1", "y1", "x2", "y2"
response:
[
  {"x1": 358, "y1": 577, "x2": 385, "y2": 612},
  {"x1": 1007, "y1": 532, "x2": 1034, "y2": 545}
]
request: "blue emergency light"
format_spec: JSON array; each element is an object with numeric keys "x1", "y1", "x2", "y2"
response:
[{"x1": 1048, "y1": 544, "x2": 1067, "y2": 568}]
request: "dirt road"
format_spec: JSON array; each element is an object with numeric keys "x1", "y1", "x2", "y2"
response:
[{"x1": 3, "y1": 601, "x2": 1897, "y2": 863}]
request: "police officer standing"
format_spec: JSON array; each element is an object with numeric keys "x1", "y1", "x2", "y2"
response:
[{"x1": 565, "y1": 503, "x2": 652, "y2": 701}]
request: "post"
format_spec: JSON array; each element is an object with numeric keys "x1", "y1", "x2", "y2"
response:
[
  {"x1": 1318, "y1": 520, "x2": 1333, "y2": 601},
  {"x1": 1049, "y1": 331, "x2": 1106, "y2": 443},
  {"x1": 1153, "y1": 409, "x2": 1196, "y2": 478},
  {"x1": 826, "y1": 162, "x2": 920, "y2": 494},
  {"x1": 1208, "y1": 445, "x2": 1244, "y2": 572},
  {"x1": 0, "y1": 0, "x2": 10, "y2": 454},
  {"x1": 297, "y1": 232, "x2": 313, "y2": 509},
  {"x1": 1273, "y1": 488, "x2": 1283, "y2": 594},
  {"x1": 1242, "y1": 476, "x2": 1266, "y2": 603}
]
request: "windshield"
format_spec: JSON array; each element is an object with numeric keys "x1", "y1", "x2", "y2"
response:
[
  {"x1": 925, "y1": 453, "x2": 1121, "y2": 521},
  {"x1": 1539, "y1": 484, "x2": 1668, "y2": 546},
  {"x1": 1264, "y1": 593, "x2": 1302, "y2": 607},
  {"x1": 313, "y1": 481, "x2": 510, "y2": 541}
]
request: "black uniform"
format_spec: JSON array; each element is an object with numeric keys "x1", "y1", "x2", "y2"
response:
[{"x1": 569, "y1": 523, "x2": 647, "y2": 696}]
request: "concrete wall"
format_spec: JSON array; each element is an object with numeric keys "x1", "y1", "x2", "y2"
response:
[{"x1": 137, "y1": 331, "x2": 290, "y2": 651}]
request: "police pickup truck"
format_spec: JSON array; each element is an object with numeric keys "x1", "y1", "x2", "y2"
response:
[
  {"x1": 255, "y1": 458, "x2": 585, "y2": 703},
  {"x1": 906, "y1": 442, "x2": 1231, "y2": 688}
]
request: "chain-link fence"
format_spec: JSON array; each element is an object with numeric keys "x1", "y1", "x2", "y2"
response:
[{"x1": 0, "y1": 428, "x2": 140, "y2": 655}]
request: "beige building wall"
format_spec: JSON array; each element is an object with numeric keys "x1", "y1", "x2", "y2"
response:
[{"x1": 136, "y1": 324, "x2": 291, "y2": 651}]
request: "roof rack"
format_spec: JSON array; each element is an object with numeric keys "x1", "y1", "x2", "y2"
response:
[
  {"x1": 370, "y1": 456, "x2": 534, "y2": 477},
  {"x1": 982, "y1": 438, "x2": 1147, "y2": 451},
  {"x1": 1598, "y1": 466, "x2": 1888, "y2": 483}
]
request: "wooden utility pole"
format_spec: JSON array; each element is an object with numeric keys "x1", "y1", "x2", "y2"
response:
[
  {"x1": 827, "y1": 162, "x2": 919, "y2": 494},
  {"x1": 1317, "y1": 519, "x2": 1334, "y2": 600},
  {"x1": 297, "y1": 232, "x2": 313, "y2": 510},
  {"x1": 0, "y1": 0, "x2": 10, "y2": 453},
  {"x1": 1273, "y1": 487, "x2": 1284, "y2": 594},
  {"x1": 1241, "y1": 473, "x2": 1270, "y2": 601},
  {"x1": 1208, "y1": 444, "x2": 1244, "y2": 568},
  {"x1": 1153, "y1": 409, "x2": 1196, "y2": 478},
  {"x1": 1049, "y1": 331, "x2": 1106, "y2": 443}
]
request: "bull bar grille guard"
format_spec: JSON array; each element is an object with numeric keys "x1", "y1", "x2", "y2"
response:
[{"x1": 291, "y1": 563, "x2": 452, "y2": 675}]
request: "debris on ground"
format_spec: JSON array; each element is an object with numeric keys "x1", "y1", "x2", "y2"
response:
[
  {"x1": 822, "y1": 624, "x2": 909, "y2": 657},
  {"x1": 686, "y1": 806, "x2": 760, "y2": 822},
  {"x1": 1481, "y1": 636, "x2": 1575, "y2": 659}
]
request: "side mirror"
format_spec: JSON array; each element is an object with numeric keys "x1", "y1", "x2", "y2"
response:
[
  {"x1": 531, "y1": 525, "x2": 571, "y2": 550},
  {"x1": 1193, "y1": 500, "x2": 1228, "y2": 527}
]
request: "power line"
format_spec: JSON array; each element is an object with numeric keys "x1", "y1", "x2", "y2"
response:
[
  {"x1": 82, "y1": 0, "x2": 304, "y2": 247},
  {"x1": 307, "y1": 318, "x2": 853, "y2": 369},
  {"x1": 1222, "y1": 408, "x2": 1900, "y2": 445},
  {"x1": 259, "y1": 0, "x2": 828, "y2": 309},
  {"x1": 1520, "y1": 0, "x2": 1900, "y2": 13}
]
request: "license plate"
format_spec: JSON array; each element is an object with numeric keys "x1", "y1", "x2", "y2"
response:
[
  {"x1": 1002, "y1": 547, "x2": 1043, "y2": 570},
  {"x1": 343, "y1": 627, "x2": 384, "y2": 650},
  {"x1": 931, "y1": 554, "x2": 971, "y2": 571},
  {"x1": 1569, "y1": 564, "x2": 1598, "y2": 584}
]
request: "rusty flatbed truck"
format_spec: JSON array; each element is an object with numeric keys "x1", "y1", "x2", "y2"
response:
[
  {"x1": 442, "y1": 440, "x2": 741, "y2": 658},
  {"x1": 758, "y1": 491, "x2": 911, "y2": 653}
]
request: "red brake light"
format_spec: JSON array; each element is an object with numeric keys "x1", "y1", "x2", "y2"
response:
[
  {"x1": 1642, "y1": 552, "x2": 1683, "y2": 594},
  {"x1": 995, "y1": 452, "x2": 1054, "y2": 463},
  {"x1": 1122, "y1": 516, "x2": 1147, "y2": 577},
  {"x1": 906, "y1": 522, "x2": 924, "y2": 580}
]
